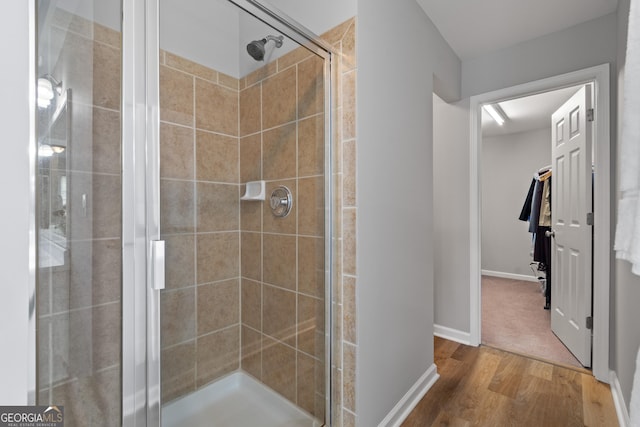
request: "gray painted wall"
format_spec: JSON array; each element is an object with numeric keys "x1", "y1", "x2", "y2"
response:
[
  {"x1": 434, "y1": 12, "x2": 618, "y2": 340},
  {"x1": 356, "y1": 0, "x2": 461, "y2": 424},
  {"x1": 0, "y1": 0, "x2": 31, "y2": 404},
  {"x1": 462, "y1": 13, "x2": 618, "y2": 98},
  {"x1": 614, "y1": 0, "x2": 640, "y2": 409},
  {"x1": 433, "y1": 95, "x2": 470, "y2": 333},
  {"x1": 481, "y1": 128, "x2": 552, "y2": 276}
]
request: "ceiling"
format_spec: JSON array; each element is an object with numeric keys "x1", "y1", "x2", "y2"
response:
[
  {"x1": 416, "y1": 0, "x2": 618, "y2": 61},
  {"x1": 482, "y1": 85, "x2": 583, "y2": 137},
  {"x1": 417, "y1": 0, "x2": 616, "y2": 137}
]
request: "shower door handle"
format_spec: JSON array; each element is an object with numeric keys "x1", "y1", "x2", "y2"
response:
[{"x1": 150, "y1": 240, "x2": 165, "y2": 290}]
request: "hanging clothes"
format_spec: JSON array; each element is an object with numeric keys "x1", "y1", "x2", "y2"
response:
[{"x1": 519, "y1": 169, "x2": 553, "y2": 309}]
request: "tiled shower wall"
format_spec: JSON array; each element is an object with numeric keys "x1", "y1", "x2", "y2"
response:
[
  {"x1": 158, "y1": 51, "x2": 242, "y2": 403},
  {"x1": 159, "y1": 17, "x2": 357, "y2": 426},
  {"x1": 238, "y1": 41, "x2": 327, "y2": 420}
]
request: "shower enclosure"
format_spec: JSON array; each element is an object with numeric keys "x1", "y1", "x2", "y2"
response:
[{"x1": 34, "y1": 0, "x2": 333, "y2": 425}]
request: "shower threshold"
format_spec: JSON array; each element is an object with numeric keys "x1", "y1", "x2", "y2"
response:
[{"x1": 162, "y1": 372, "x2": 323, "y2": 427}]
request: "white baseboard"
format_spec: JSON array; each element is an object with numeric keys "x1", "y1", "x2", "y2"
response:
[
  {"x1": 611, "y1": 370, "x2": 630, "y2": 427},
  {"x1": 434, "y1": 324, "x2": 471, "y2": 346},
  {"x1": 481, "y1": 269, "x2": 539, "y2": 282},
  {"x1": 378, "y1": 364, "x2": 439, "y2": 427}
]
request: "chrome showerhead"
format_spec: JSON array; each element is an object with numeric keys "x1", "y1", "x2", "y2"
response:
[{"x1": 246, "y1": 35, "x2": 284, "y2": 61}]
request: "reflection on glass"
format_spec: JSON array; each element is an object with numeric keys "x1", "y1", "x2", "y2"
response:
[{"x1": 36, "y1": 2, "x2": 123, "y2": 425}]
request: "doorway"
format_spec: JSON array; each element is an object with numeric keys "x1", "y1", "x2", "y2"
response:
[
  {"x1": 479, "y1": 85, "x2": 586, "y2": 368},
  {"x1": 469, "y1": 64, "x2": 611, "y2": 382}
]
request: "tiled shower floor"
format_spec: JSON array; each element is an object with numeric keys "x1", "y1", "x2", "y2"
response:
[{"x1": 162, "y1": 372, "x2": 323, "y2": 427}]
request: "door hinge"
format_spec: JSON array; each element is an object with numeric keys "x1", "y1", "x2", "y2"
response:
[
  {"x1": 586, "y1": 316, "x2": 593, "y2": 330},
  {"x1": 587, "y1": 108, "x2": 595, "y2": 122},
  {"x1": 587, "y1": 212, "x2": 594, "y2": 226}
]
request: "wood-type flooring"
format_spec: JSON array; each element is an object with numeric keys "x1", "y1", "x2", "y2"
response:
[{"x1": 401, "y1": 337, "x2": 618, "y2": 427}]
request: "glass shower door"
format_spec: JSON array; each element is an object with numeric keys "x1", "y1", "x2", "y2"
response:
[
  {"x1": 35, "y1": 1, "x2": 123, "y2": 425},
  {"x1": 156, "y1": 0, "x2": 330, "y2": 425}
]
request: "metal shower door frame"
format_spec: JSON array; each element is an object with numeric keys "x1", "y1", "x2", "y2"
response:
[{"x1": 121, "y1": 0, "x2": 337, "y2": 425}]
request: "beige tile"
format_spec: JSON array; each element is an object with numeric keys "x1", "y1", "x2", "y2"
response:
[
  {"x1": 263, "y1": 234, "x2": 296, "y2": 290},
  {"x1": 332, "y1": 366, "x2": 343, "y2": 425},
  {"x1": 297, "y1": 352, "x2": 317, "y2": 416},
  {"x1": 298, "y1": 294, "x2": 325, "y2": 358},
  {"x1": 93, "y1": 42, "x2": 121, "y2": 110},
  {"x1": 343, "y1": 276, "x2": 357, "y2": 345},
  {"x1": 68, "y1": 172, "x2": 121, "y2": 240},
  {"x1": 241, "y1": 326, "x2": 262, "y2": 380},
  {"x1": 196, "y1": 325, "x2": 239, "y2": 386},
  {"x1": 161, "y1": 341, "x2": 196, "y2": 403},
  {"x1": 51, "y1": 366, "x2": 121, "y2": 427},
  {"x1": 37, "y1": 268, "x2": 51, "y2": 317},
  {"x1": 343, "y1": 208, "x2": 356, "y2": 275},
  {"x1": 263, "y1": 285, "x2": 296, "y2": 346},
  {"x1": 68, "y1": 239, "x2": 121, "y2": 309},
  {"x1": 165, "y1": 51, "x2": 217, "y2": 82},
  {"x1": 160, "y1": 49, "x2": 166, "y2": 65},
  {"x1": 298, "y1": 176, "x2": 325, "y2": 237},
  {"x1": 161, "y1": 122, "x2": 194, "y2": 180},
  {"x1": 197, "y1": 279, "x2": 239, "y2": 334},
  {"x1": 161, "y1": 288, "x2": 196, "y2": 347},
  {"x1": 240, "y1": 134, "x2": 261, "y2": 183},
  {"x1": 195, "y1": 79, "x2": 238, "y2": 136},
  {"x1": 92, "y1": 108, "x2": 121, "y2": 175},
  {"x1": 196, "y1": 183, "x2": 239, "y2": 232},
  {"x1": 92, "y1": 173, "x2": 122, "y2": 239},
  {"x1": 263, "y1": 180, "x2": 296, "y2": 235},
  {"x1": 343, "y1": 140, "x2": 356, "y2": 207},
  {"x1": 163, "y1": 234, "x2": 195, "y2": 290},
  {"x1": 343, "y1": 71, "x2": 356, "y2": 140},
  {"x1": 298, "y1": 56, "x2": 324, "y2": 119},
  {"x1": 278, "y1": 45, "x2": 314, "y2": 71},
  {"x1": 240, "y1": 83, "x2": 261, "y2": 136},
  {"x1": 263, "y1": 123, "x2": 297, "y2": 180},
  {"x1": 241, "y1": 279, "x2": 261, "y2": 330},
  {"x1": 320, "y1": 19, "x2": 353, "y2": 46},
  {"x1": 160, "y1": 179, "x2": 195, "y2": 234},
  {"x1": 241, "y1": 232, "x2": 261, "y2": 281},
  {"x1": 196, "y1": 232, "x2": 239, "y2": 284},
  {"x1": 298, "y1": 114, "x2": 325, "y2": 177},
  {"x1": 298, "y1": 236, "x2": 325, "y2": 298},
  {"x1": 91, "y1": 303, "x2": 122, "y2": 371},
  {"x1": 343, "y1": 410, "x2": 356, "y2": 427},
  {"x1": 50, "y1": 270, "x2": 70, "y2": 314},
  {"x1": 196, "y1": 131, "x2": 239, "y2": 183},
  {"x1": 341, "y1": 21, "x2": 356, "y2": 72},
  {"x1": 160, "y1": 65, "x2": 194, "y2": 126},
  {"x1": 245, "y1": 61, "x2": 277, "y2": 87},
  {"x1": 218, "y1": 72, "x2": 240, "y2": 90},
  {"x1": 262, "y1": 337, "x2": 296, "y2": 402},
  {"x1": 333, "y1": 302, "x2": 343, "y2": 370},
  {"x1": 94, "y1": 23, "x2": 121, "y2": 48},
  {"x1": 262, "y1": 67, "x2": 296, "y2": 129},
  {"x1": 343, "y1": 343, "x2": 356, "y2": 412},
  {"x1": 241, "y1": 198, "x2": 262, "y2": 232}
]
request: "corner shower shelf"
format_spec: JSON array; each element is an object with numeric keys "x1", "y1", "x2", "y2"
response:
[{"x1": 241, "y1": 180, "x2": 266, "y2": 201}]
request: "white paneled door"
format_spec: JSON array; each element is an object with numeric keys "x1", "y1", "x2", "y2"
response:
[{"x1": 550, "y1": 85, "x2": 593, "y2": 367}]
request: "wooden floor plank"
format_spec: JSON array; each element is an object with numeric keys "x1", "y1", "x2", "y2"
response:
[
  {"x1": 582, "y1": 374, "x2": 619, "y2": 427},
  {"x1": 401, "y1": 338, "x2": 619, "y2": 427}
]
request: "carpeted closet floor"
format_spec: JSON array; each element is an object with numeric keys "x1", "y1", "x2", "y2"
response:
[{"x1": 481, "y1": 275, "x2": 582, "y2": 368}]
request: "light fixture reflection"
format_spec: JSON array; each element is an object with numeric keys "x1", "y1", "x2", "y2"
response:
[
  {"x1": 38, "y1": 144, "x2": 65, "y2": 157},
  {"x1": 37, "y1": 75, "x2": 63, "y2": 109}
]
